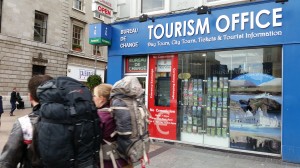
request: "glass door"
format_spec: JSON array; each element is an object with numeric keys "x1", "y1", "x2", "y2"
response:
[{"x1": 177, "y1": 52, "x2": 213, "y2": 144}]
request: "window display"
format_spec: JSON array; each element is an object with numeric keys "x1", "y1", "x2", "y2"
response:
[
  {"x1": 177, "y1": 46, "x2": 282, "y2": 154},
  {"x1": 206, "y1": 76, "x2": 229, "y2": 137}
]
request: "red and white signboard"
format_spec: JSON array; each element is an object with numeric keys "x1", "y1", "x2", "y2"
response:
[
  {"x1": 93, "y1": 0, "x2": 112, "y2": 9},
  {"x1": 148, "y1": 54, "x2": 178, "y2": 140},
  {"x1": 92, "y1": 3, "x2": 113, "y2": 18}
]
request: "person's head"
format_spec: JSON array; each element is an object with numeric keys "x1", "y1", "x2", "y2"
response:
[
  {"x1": 93, "y1": 83, "x2": 112, "y2": 108},
  {"x1": 28, "y1": 75, "x2": 53, "y2": 105},
  {"x1": 12, "y1": 87, "x2": 16, "y2": 91}
]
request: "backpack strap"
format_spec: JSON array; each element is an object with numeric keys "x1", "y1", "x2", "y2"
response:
[
  {"x1": 18, "y1": 115, "x2": 33, "y2": 145},
  {"x1": 109, "y1": 105, "x2": 133, "y2": 136},
  {"x1": 99, "y1": 139, "x2": 121, "y2": 168},
  {"x1": 110, "y1": 107, "x2": 129, "y2": 110}
]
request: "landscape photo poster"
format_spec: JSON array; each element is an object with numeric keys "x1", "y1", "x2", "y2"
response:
[{"x1": 229, "y1": 73, "x2": 282, "y2": 154}]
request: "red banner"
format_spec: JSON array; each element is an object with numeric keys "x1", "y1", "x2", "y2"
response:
[{"x1": 148, "y1": 54, "x2": 178, "y2": 140}]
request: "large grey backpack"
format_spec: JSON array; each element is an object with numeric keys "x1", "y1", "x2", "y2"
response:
[{"x1": 109, "y1": 76, "x2": 150, "y2": 166}]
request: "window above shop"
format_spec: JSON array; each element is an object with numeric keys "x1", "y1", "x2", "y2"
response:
[
  {"x1": 141, "y1": 0, "x2": 170, "y2": 14},
  {"x1": 34, "y1": 11, "x2": 48, "y2": 43},
  {"x1": 72, "y1": 24, "x2": 84, "y2": 52},
  {"x1": 204, "y1": 0, "x2": 258, "y2": 7},
  {"x1": 0, "y1": 0, "x2": 2, "y2": 33},
  {"x1": 93, "y1": 12, "x2": 104, "y2": 21},
  {"x1": 73, "y1": 0, "x2": 85, "y2": 12}
]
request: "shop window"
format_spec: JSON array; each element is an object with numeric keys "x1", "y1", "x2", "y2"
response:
[
  {"x1": 177, "y1": 46, "x2": 282, "y2": 154},
  {"x1": 141, "y1": 0, "x2": 170, "y2": 14},
  {"x1": 72, "y1": 24, "x2": 83, "y2": 52},
  {"x1": 34, "y1": 11, "x2": 48, "y2": 43},
  {"x1": 73, "y1": 0, "x2": 84, "y2": 11}
]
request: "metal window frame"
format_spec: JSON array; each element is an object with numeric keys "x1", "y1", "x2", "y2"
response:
[
  {"x1": 34, "y1": 11, "x2": 48, "y2": 43},
  {"x1": 74, "y1": 0, "x2": 84, "y2": 11}
]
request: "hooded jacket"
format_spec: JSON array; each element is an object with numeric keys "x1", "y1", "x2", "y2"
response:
[{"x1": 109, "y1": 76, "x2": 146, "y2": 156}]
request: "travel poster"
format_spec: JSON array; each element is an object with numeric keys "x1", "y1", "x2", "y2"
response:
[{"x1": 229, "y1": 73, "x2": 282, "y2": 154}]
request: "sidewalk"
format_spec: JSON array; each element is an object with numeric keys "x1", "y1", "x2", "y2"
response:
[
  {"x1": 137, "y1": 142, "x2": 300, "y2": 168},
  {"x1": 1, "y1": 108, "x2": 300, "y2": 168}
]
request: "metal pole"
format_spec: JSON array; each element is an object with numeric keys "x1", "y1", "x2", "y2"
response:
[
  {"x1": 94, "y1": 55, "x2": 97, "y2": 75},
  {"x1": 94, "y1": 46, "x2": 97, "y2": 75}
]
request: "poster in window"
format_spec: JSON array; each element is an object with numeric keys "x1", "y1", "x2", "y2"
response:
[{"x1": 229, "y1": 73, "x2": 282, "y2": 154}]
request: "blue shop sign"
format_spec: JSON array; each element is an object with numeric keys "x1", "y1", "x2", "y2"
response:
[
  {"x1": 89, "y1": 23, "x2": 112, "y2": 45},
  {"x1": 110, "y1": 2, "x2": 289, "y2": 55}
]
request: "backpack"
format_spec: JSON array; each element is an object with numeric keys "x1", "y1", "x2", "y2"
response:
[
  {"x1": 108, "y1": 76, "x2": 151, "y2": 167},
  {"x1": 34, "y1": 76, "x2": 101, "y2": 167}
]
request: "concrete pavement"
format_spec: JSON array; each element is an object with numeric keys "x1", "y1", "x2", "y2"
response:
[
  {"x1": 1, "y1": 108, "x2": 300, "y2": 168},
  {"x1": 139, "y1": 142, "x2": 300, "y2": 168}
]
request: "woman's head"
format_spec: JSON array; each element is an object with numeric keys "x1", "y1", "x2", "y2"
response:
[{"x1": 93, "y1": 83, "x2": 112, "y2": 108}]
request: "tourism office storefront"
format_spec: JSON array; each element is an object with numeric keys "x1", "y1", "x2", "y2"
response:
[{"x1": 107, "y1": 0, "x2": 300, "y2": 163}]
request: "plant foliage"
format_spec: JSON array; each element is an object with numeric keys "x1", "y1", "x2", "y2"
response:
[{"x1": 87, "y1": 74, "x2": 102, "y2": 90}]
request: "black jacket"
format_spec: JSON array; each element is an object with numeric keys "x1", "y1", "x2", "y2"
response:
[
  {"x1": 0, "y1": 96, "x2": 3, "y2": 114},
  {"x1": 10, "y1": 91, "x2": 17, "y2": 102},
  {"x1": 0, "y1": 105, "x2": 42, "y2": 168}
]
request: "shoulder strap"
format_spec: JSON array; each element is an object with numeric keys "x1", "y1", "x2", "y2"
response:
[
  {"x1": 99, "y1": 140, "x2": 121, "y2": 168},
  {"x1": 18, "y1": 115, "x2": 33, "y2": 145}
]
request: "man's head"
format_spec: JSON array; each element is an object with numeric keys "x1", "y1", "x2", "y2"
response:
[{"x1": 28, "y1": 75, "x2": 53, "y2": 104}]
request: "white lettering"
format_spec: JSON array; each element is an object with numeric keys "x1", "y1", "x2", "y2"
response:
[
  {"x1": 250, "y1": 11, "x2": 254, "y2": 29},
  {"x1": 195, "y1": 18, "x2": 210, "y2": 34},
  {"x1": 231, "y1": 13, "x2": 240, "y2": 31},
  {"x1": 148, "y1": 25, "x2": 154, "y2": 40},
  {"x1": 216, "y1": 15, "x2": 230, "y2": 33},
  {"x1": 120, "y1": 28, "x2": 138, "y2": 35},
  {"x1": 145, "y1": 8, "x2": 283, "y2": 40},
  {"x1": 175, "y1": 22, "x2": 182, "y2": 37},
  {"x1": 120, "y1": 42, "x2": 139, "y2": 48},
  {"x1": 165, "y1": 23, "x2": 173, "y2": 39},
  {"x1": 187, "y1": 20, "x2": 195, "y2": 36},
  {"x1": 240, "y1": 12, "x2": 249, "y2": 30},
  {"x1": 273, "y1": 8, "x2": 282, "y2": 27},
  {"x1": 154, "y1": 24, "x2": 164, "y2": 39},
  {"x1": 256, "y1": 9, "x2": 270, "y2": 29},
  {"x1": 148, "y1": 18, "x2": 210, "y2": 40}
]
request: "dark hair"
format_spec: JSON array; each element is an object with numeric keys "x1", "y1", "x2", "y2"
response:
[{"x1": 28, "y1": 75, "x2": 53, "y2": 102}]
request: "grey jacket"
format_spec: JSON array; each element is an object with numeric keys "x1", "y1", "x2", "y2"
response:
[{"x1": 0, "y1": 106, "x2": 42, "y2": 168}]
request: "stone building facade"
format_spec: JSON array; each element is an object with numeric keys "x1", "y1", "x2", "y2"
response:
[
  {"x1": 0, "y1": 0, "x2": 109, "y2": 109},
  {"x1": 66, "y1": 0, "x2": 110, "y2": 85}
]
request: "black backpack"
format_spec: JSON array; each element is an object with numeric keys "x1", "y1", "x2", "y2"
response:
[{"x1": 36, "y1": 76, "x2": 101, "y2": 168}]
